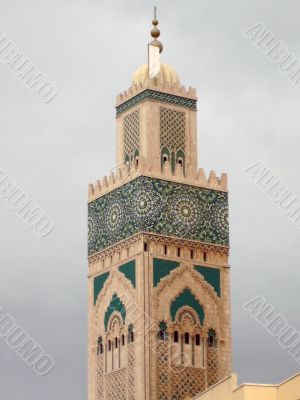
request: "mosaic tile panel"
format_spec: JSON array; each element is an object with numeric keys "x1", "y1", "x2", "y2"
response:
[
  {"x1": 116, "y1": 89, "x2": 197, "y2": 116},
  {"x1": 88, "y1": 176, "x2": 229, "y2": 256}
]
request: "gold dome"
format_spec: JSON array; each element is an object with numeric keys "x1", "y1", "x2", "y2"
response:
[{"x1": 132, "y1": 63, "x2": 180, "y2": 87}]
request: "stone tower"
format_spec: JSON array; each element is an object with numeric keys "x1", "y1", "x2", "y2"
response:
[{"x1": 88, "y1": 12, "x2": 231, "y2": 400}]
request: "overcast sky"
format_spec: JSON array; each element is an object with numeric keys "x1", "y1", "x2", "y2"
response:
[{"x1": 1, "y1": 0, "x2": 300, "y2": 398}]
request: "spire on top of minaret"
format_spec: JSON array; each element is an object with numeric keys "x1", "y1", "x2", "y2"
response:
[
  {"x1": 150, "y1": 6, "x2": 163, "y2": 53},
  {"x1": 148, "y1": 7, "x2": 162, "y2": 79}
]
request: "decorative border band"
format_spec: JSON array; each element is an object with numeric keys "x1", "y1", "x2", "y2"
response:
[
  {"x1": 116, "y1": 89, "x2": 197, "y2": 116},
  {"x1": 88, "y1": 232, "x2": 229, "y2": 265}
]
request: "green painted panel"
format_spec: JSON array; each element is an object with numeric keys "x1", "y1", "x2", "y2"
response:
[
  {"x1": 170, "y1": 288, "x2": 205, "y2": 325},
  {"x1": 153, "y1": 258, "x2": 180, "y2": 287},
  {"x1": 119, "y1": 260, "x2": 136, "y2": 288},
  {"x1": 104, "y1": 294, "x2": 126, "y2": 331},
  {"x1": 194, "y1": 265, "x2": 221, "y2": 297},
  {"x1": 94, "y1": 272, "x2": 109, "y2": 305}
]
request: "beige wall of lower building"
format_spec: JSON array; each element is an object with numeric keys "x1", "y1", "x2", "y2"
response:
[
  {"x1": 233, "y1": 385, "x2": 277, "y2": 400},
  {"x1": 193, "y1": 373, "x2": 300, "y2": 400},
  {"x1": 278, "y1": 373, "x2": 300, "y2": 399}
]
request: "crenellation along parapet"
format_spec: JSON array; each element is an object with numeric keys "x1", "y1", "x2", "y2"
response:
[
  {"x1": 88, "y1": 161, "x2": 228, "y2": 202},
  {"x1": 116, "y1": 76, "x2": 197, "y2": 107}
]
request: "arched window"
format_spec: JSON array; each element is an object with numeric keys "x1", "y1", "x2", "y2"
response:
[
  {"x1": 173, "y1": 331, "x2": 179, "y2": 343},
  {"x1": 161, "y1": 147, "x2": 171, "y2": 170},
  {"x1": 121, "y1": 334, "x2": 125, "y2": 346},
  {"x1": 195, "y1": 334, "x2": 201, "y2": 346},
  {"x1": 97, "y1": 336, "x2": 103, "y2": 354},
  {"x1": 208, "y1": 329, "x2": 217, "y2": 348},
  {"x1": 108, "y1": 340, "x2": 112, "y2": 351},
  {"x1": 184, "y1": 332, "x2": 190, "y2": 344},
  {"x1": 128, "y1": 324, "x2": 134, "y2": 343},
  {"x1": 115, "y1": 337, "x2": 118, "y2": 349},
  {"x1": 158, "y1": 321, "x2": 168, "y2": 341},
  {"x1": 176, "y1": 150, "x2": 185, "y2": 174},
  {"x1": 124, "y1": 154, "x2": 130, "y2": 165}
]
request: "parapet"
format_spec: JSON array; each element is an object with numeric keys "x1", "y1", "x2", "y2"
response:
[
  {"x1": 116, "y1": 76, "x2": 197, "y2": 109},
  {"x1": 88, "y1": 161, "x2": 228, "y2": 203}
]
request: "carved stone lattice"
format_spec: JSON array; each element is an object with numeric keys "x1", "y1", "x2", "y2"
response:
[
  {"x1": 124, "y1": 110, "x2": 140, "y2": 160},
  {"x1": 157, "y1": 341, "x2": 170, "y2": 400},
  {"x1": 207, "y1": 347, "x2": 219, "y2": 387},
  {"x1": 171, "y1": 366, "x2": 206, "y2": 399},
  {"x1": 105, "y1": 368, "x2": 127, "y2": 400},
  {"x1": 128, "y1": 343, "x2": 136, "y2": 400},
  {"x1": 160, "y1": 107, "x2": 185, "y2": 151},
  {"x1": 96, "y1": 354, "x2": 104, "y2": 400}
]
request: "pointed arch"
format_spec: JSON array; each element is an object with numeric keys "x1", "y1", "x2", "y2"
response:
[
  {"x1": 94, "y1": 270, "x2": 136, "y2": 334},
  {"x1": 154, "y1": 264, "x2": 221, "y2": 330},
  {"x1": 170, "y1": 288, "x2": 205, "y2": 325},
  {"x1": 104, "y1": 294, "x2": 126, "y2": 331}
]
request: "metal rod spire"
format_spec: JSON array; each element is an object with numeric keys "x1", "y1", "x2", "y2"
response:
[{"x1": 150, "y1": 6, "x2": 163, "y2": 53}]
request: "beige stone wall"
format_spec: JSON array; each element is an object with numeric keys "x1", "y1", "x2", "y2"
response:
[
  {"x1": 114, "y1": 73, "x2": 198, "y2": 181},
  {"x1": 147, "y1": 239, "x2": 231, "y2": 399},
  {"x1": 192, "y1": 373, "x2": 300, "y2": 400},
  {"x1": 88, "y1": 236, "x2": 144, "y2": 400},
  {"x1": 88, "y1": 232, "x2": 231, "y2": 400},
  {"x1": 278, "y1": 373, "x2": 300, "y2": 398},
  {"x1": 192, "y1": 375, "x2": 238, "y2": 400}
]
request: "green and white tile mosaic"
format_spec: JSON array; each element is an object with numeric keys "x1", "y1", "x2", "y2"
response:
[{"x1": 88, "y1": 176, "x2": 229, "y2": 255}]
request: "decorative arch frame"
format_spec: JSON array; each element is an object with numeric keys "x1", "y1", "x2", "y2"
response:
[
  {"x1": 154, "y1": 263, "x2": 222, "y2": 335},
  {"x1": 94, "y1": 269, "x2": 137, "y2": 336}
]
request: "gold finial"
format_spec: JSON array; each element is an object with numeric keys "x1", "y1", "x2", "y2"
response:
[{"x1": 150, "y1": 6, "x2": 163, "y2": 53}]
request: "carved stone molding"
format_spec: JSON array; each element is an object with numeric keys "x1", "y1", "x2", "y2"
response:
[{"x1": 88, "y1": 232, "x2": 229, "y2": 267}]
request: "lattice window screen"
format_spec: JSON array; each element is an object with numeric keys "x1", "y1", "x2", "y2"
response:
[
  {"x1": 207, "y1": 347, "x2": 219, "y2": 387},
  {"x1": 127, "y1": 343, "x2": 136, "y2": 400},
  {"x1": 105, "y1": 368, "x2": 127, "y2": 400},
  {"x1": 160, "y1": 107, "x2": 186, "y2": 151},
  {"x1": 98, "y1": 343, "x2": 135, "y2": 400},
  {"x1": 96, "y1": 354, "x2": 104, "y2": 400},
  {"x1": 157, "y1": 340, "x2": 206, "y2": 400},
  {"x1": 171, "y1": 366, "x2": 206, "y2": 399},
  {"x1": 124, "y1": 110, "x2": 140, "y2": 161},
  {"x1": 157, "y1": 341, "x2": 170, "y2": 400}
]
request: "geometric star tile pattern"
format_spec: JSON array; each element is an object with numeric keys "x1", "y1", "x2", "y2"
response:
[{"x1": 88, "y1": 176, "x2": 229, "y2": 256}]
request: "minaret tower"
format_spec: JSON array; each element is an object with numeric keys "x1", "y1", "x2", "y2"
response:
[{"x1": 88, "y1": 10, "x2": 231, "y2": 400}]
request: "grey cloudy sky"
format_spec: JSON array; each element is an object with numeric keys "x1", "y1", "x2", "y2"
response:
[{"x1": 0, "y1": 0, "x2": 300, "y2": 398}]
